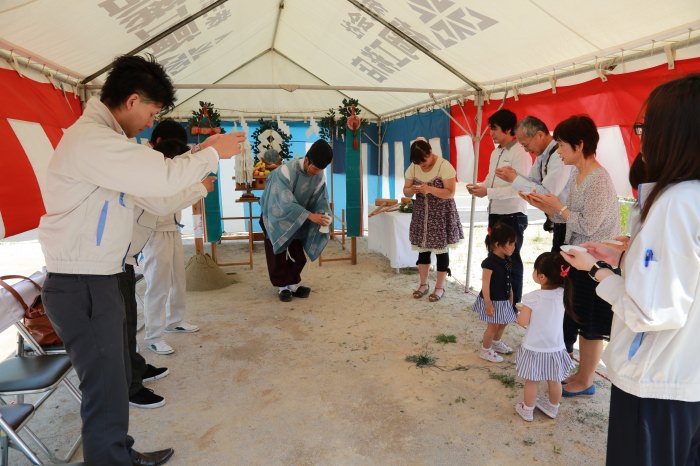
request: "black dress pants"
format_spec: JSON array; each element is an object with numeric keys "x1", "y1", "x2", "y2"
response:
[
  {"x1": 607, "y1": 384, "x2": 700, "y2": 466},
  {"x1": 43, "y1": 273, "x2": 135, "y2": 465},
  {"x1": 117, "y1": 264, "x2": 148, "y2": 397},
  {"x1": 551, "y1": 222, "x2": 566, "y2": 252}
]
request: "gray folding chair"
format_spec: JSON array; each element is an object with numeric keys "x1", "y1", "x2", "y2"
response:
[
  {"x1": 0, "y1": 403, "x2": 42, "y2": 465},
  {"x1": 0, "y1": 275, "x2": 82, "y2": 464},
  {"x1": 0, "y1": 404, "x2": 87, "y2": 466}
]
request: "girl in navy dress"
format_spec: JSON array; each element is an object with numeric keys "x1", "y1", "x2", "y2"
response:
[
  {"x1": 473, "y1": 222, "x2": 517, "y2": 363},
  {"x1": 513, "y1": 252, "x2": 575, "y2": 421}
]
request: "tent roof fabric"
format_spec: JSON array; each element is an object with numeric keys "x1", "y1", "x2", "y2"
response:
[{"x1": 1, "y1": 0, "x2": 699, "y2": 118}]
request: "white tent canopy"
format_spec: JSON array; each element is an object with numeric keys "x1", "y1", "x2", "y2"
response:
[{"x1": 1, "y1": 0, "x2": 699, "y2": 119}]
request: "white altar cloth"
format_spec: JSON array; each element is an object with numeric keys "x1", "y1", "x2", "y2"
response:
[{"x1": 367, "y1": 211, "x2": 415, "y2": 270}]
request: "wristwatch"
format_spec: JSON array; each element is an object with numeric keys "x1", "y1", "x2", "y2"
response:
[{"x1": 588, "y1": 261, "x2": 615, "y2": 282}]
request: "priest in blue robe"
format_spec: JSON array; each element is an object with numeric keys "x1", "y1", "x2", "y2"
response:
[{"x1": 259, "y1": 139, "x2": 333, "y2": 302}]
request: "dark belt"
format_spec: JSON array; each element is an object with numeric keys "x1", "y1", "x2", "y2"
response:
[{"x1": 47, "y1": 272, "x2": 116, "y2": 278}]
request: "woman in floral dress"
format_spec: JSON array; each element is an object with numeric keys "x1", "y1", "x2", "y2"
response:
[{"x1": 403, "y1": 138, "x2": 463, "y2": 301}]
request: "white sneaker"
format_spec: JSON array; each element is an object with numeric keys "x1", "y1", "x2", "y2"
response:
[
  {"x1": 479, "y1": 348, "x2": 504, "y2": 363},
  {"x1": 492, "y1": 340, "x2": 513, "y2": 354},
  {"x1": 515, "y1": 402, "x2": 534, "y2": 422},
  {"x1": 535, "y1": 398, "x2": 560, "y2": 419},
  {"x1": 165, "y1": 322, "x2": 199, "y2": 333},
  {"x1": 147, "y1": 340, "x2": 174, "y2": 355}
]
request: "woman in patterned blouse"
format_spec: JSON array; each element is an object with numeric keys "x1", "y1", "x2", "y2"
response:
[
  {"x1": 521, "y1": 115, "x2": 619, "y2": 398},
  {"x1": 403, "y1": 138, "x2": 464, "y2": 302}
]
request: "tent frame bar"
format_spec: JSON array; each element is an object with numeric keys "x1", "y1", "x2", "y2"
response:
[
  {"x1": 86, "y1": 83, "x2": 462, "y2": 94},
  {"x1": 379, "y1": 31, "x2": 700, "y2": 121},
  {"x1": 0, "y1": 46, "x2": 83, "y2": 86},
  {"x1": 80, "y1": 0, "x2": 230, "y2": 84},
  {"x1": 345, "y1": 0, "x2": 481, "y2": 92}
]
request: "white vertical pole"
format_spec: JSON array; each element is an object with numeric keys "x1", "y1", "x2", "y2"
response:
[
  {"x1": 465, "y1": 91, "x2": 484, "y2": 292},
  {"x1": 376, "y1": 120, "x2": 382, "y2": 198}
]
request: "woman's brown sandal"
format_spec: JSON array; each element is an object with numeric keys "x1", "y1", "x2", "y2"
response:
[
  {"x1": 412, "y1": 284, "x2": 429, "y2": 299},
  {"x1": 428, "y1": 287, "x2": 445, "y2": 302}
]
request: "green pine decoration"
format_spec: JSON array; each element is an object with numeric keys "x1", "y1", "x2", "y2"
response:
[
  {"x1": 250, "y1": 118, "x2": 292, "y2": 163},
  {"x1": 319, "y1": 98, "x2": 368, "y2": 142},
  {"x1": 187, "y1": 101, "x2": 222, "y2": 137}
]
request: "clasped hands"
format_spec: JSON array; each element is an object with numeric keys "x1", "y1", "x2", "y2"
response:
[
  {"x1": 518, "y1": 191, "x2": 562, "y2": 216},
  {"x1": 495, "y1": 166, "x2": 518, "y2": 182},
  {"x1": 465, "y1": 183, "x2": 487, "y2": 197},
  {"x1": 412, "y1": 184, "x2": 432, "y2": 195},
  {"x1": 560, "y1": 236, "x2": 630, "y2": 272}
]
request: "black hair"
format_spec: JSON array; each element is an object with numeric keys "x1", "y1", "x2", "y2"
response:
[
  {"x1": 516, "y1": 116, "x2": 549, "y2": 137},
  {"x1": 306, "y1": 139, "x2": 333, "y2": 169},
  {"x1": 153, "y1": 139, "x2": 190, "y2": 160},
  {"x1": 553, "y1": 115, "x2": 599, "y2": 158},
  {"x1": 628, "y1": 153, "x2": 647, "y2": 190},
  {"x1": 488, "y1": 109, "x2": 517, "y2": 136},
  {"x1": 485, "y1": 222, "x2": 516, "y2": 252},
  {"x1": 409, "y1": 139, "x2": 432, "y2": 164},
  {"x1": 100, "y1": 54, "x2": 176, "y2": 113},
  {"x1": 533, "y1": 252, "x2": 574, "y2": 322},
  {"x1": 637, "y1": 73, "x2": 700, "y2": 222},
  {"x1": 150, "y1": 118, "x2": 187, "y2": 145}
]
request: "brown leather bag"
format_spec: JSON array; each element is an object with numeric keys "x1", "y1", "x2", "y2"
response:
[{"x1": 0, "y1": 275, "x2": 62, "y2": 347}]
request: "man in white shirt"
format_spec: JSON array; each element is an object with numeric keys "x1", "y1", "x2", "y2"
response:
[
  {"x1": 467, "y1": 109, "x2": 532, "y2": 304},
  {"x1": 496, "y1": 116, "x2": 572, "y2": 251}
]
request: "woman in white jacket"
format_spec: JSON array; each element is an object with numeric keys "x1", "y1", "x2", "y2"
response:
[{"x1": 562, "y1": 74, "x2": 700, "y2": 465}]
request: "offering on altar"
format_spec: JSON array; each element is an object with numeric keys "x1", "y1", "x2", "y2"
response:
[{"x1": 253, "y1": 160, "x2": 271, "y2": 178}]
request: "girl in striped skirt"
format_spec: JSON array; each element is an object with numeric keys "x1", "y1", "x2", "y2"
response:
[
  {"x1": 513, "y1": 252, "x2": 575, "y2": 421},
  {"x1": 473, "y1": 222, "x2": 517, "y2": 363}
]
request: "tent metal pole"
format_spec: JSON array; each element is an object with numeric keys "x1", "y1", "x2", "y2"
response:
[
  {"x1": 272, "y1": 48, "x2": 382, "y2": 119},
  {"x1": 271, "y1": 0, "x2": 285, "y2": 49},
  {"x1": 172, "y1": 48, "x2": 272, "y2": 115},
  {"x1": 465, "y1": 91, "x2": 484, "y2": 293},
  {"x1": 0, "y1": 47, "x2": 83, "y2": 86},
  {"x1": 483, "y1": 29, "x2": 700, "y2": 94},
  {"x1": 345, "y1": 0, "x2": 481, "y2": 91},
  {"x1": 380, "y1": 33, "x2": 700, "y2": 121},
  {"x1": 376, "y1": 121, "x2": 382, "y2": 199},
  {"x1": 80, "y1": 0, "x2": 229, "y2": 84},
  {"x1": 86, "y1": 83, "x2": 460, "y2": 94}
]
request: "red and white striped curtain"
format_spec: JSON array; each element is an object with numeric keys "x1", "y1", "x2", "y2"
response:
[
  {"x1": 0, "y1": 68, "x2": 82, "y2": 238},
  {"x1": 450, "y1": 57, "x2": 700, "y2": 196}
]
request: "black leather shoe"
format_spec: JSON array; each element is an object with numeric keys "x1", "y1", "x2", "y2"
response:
[
  {"x1": 279, "y1": 289, "x2": 293, "y2": 302},
  {"x1": 292, "y1": 286, "x2": 311, "y2": 298},
  {"x1": 131, "y1": 448, "x2": 174, "y2": 466}
]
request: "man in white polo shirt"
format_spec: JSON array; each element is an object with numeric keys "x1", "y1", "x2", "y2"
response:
[{"x1": 467, "y1": 108, "x2": 532, "y2": 306}]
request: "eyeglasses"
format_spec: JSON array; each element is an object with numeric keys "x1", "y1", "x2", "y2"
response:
[{"x1": 633, "y1": 123, "x2": 644, "y2": 136}]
